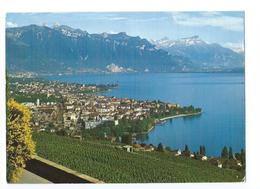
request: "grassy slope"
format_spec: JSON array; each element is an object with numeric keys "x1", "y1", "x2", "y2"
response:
[{"x1": 33, "y1": 133, "x2": 244, "y2": 183}]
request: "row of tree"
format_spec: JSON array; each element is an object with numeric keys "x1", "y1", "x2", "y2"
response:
[
  {"x1": 221, "y1": 146, "x2": 245, "y2": 165},
  {"x1": 156, "y1": 143, "x2": 245, "y2": 166},
  {"x1": 156, "y1": 143, "x2": 206, "y2": 156}
]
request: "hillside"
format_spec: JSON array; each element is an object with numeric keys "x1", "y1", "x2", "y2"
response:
[
  {"x1": 33, "y1": 133, "x2": 244, "y2": 183},
  {"x1": 6, "y1": 25, "x2": 191, "y2": 73}
]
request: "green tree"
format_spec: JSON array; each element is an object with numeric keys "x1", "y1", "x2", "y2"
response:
[
  {"x1": 183, "y1": 144, "x2": 191, "y2": 157},
  {"x1": 157, "y1": 143, "x2": 164, "y2": 152},
  {"x1": 56, "y1": 129, "x2": 67, "y2": 136},
  {"x1": 199, "y1": 145, "x2": 206, "y2": 156},
  {"x1": 229, "y1": 147, "x2": 233, "y2": 159},
  {"x1": 221, "y1": 146, "x2": 229, "y2": 159},
  {"x1": 240, "y1": 148, "x2": 245, "y2": 165},
  {"x1": 121, "y1": 133, "x2": 132, "y2": 145},
  {"x1": 235, "y1": 148, "x2": 245, "y2": 170}
]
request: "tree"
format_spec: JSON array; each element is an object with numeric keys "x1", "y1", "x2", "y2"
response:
[
  {"x1": 157, "y1": 143, "x2": 164, "y2": 152},
  {"x1": 7, "y1": 99, "x2": 35, "y2": 183},
  {"x1": 221, "y1": 146, "x2": 229, "y2": 159},
  {"x1": 56, "y1": 129, "x2": 67, "y2": 136},
  {"x1": 165, "y1": 146, "x2": 172, "y2": 152},
  {"x1": 229, "y1": 147, "x2": 233, "y2": 159},
  {"x1": 199, "y1": 145, "x2": 206, "y2": 156},
  {"x1": 183, "y1": 144, "x2": 191, "y2": 157},
  {"x1": 240, "y1": 148, "x2": 245, "y2": 165},
  {"x1": 121, "y1": 133, "x2": 132, "y2": 145}
]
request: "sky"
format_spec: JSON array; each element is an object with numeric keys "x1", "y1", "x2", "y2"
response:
[{"x1": 6, "y1": 12, "x2": 244, "y2": 50}]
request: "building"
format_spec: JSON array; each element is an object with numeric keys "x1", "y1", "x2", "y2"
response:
[
  {"x1": 36, "y1": 99, "x2": 40, "y2": 106},
  {"x1": 173, "y1": 149, "x2": 182, "y2": 156},
  {"x1": 218, "y1": 163, "x2": 223, "y2": 168},
  {"x1": 201, "y1": 156, "x2": 208, "y2": 161},
  {"x1": 123, "y1": 145, "x2": 133, "y2": 153}
]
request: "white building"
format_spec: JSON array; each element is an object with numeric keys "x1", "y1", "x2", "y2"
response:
[
  {"x1": 123, "y1": 145, "x2": 133, "y2": 153},
  {"x1": 174, "y1": 149, "x2": 182, "y2": 156},
  {"x1": 36, "y1": 99, "x2": 40, "y2": 106}
]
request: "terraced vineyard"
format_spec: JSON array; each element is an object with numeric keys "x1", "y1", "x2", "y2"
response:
[{"x1": 33, "y1": 133, "x2": 244, "y2": 183}]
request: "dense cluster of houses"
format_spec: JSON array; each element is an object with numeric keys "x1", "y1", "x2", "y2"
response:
[{"x1": 11, "y1": 78, "x2": 179, "y2": 134}]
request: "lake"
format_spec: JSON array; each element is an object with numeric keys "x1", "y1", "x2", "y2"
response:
[{"x1": 47, "y1": 72, "x2": 245, "y2": 157}]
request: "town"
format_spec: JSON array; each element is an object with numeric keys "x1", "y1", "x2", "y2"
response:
[{"x1": 9, "y1": 77, "x2": 195, "y2": 136}]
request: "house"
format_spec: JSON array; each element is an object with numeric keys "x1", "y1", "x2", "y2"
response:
[
  {"x1": 144, "y1": 145, "x2": 154, "y2": 152},
  {"x1": 209, "y1": 158, "x2": 222, "y2": 168},
  {"x1": 173, "y1": 149, "x2": 182, "y2": 156},
  {"x1": 133, "y1": 143, "x2": 142, "y2": 149},
  {"x1": 109, "y1": 136, "x2": 116, "y2": 143},
  {"x1": 66, "y1": 105, "x2": 74, "y2": 110},
  {"x1": 50, "y1": 129, "x2": 56, "y2": 133},
  {"x1": 72, "y1": 135, "x2": 82, "y2": 141},
  {"x1": 201, "y1": 156, "x2": 208, "y2": 161},
  {"x1": 84, "y1": 120, "x2": 102, "y2": 129},
  {"x1": 123, "y1": 145, "x2": 133, "y2": 153}
]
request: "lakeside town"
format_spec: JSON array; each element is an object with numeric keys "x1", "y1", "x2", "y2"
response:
[{"x1": 9, "y1": 74, "x2": 200, "y2": 136}]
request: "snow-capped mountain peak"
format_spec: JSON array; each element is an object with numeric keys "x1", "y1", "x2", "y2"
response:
[
  {"x1": 152, "y1": 35, "x2": 206, "y2": 48},
  {"x1": 53, "y1": 25, "x2": 87, "y2": 38},
  {"x1": 178, "y1": 35, "x2": 206, "y2": 46}
]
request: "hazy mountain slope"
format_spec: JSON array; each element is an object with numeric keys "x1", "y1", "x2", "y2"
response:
[{"x1": 6, "y1": 25, "x2": 193, "y2": 73}]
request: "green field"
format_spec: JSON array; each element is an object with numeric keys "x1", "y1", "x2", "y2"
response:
[{"x1": 33, "y1": 133, "x2": 244, "y2": 183}]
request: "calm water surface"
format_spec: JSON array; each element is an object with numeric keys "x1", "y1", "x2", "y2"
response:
[{"x1": 47, "y1": 73, "x2": 245, "y2": 156}]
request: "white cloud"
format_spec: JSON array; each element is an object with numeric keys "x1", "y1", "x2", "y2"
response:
[
  {"x1": 97, "y1": 15, "x2": 167, "y2": 22},
  {"x1": 108, "y1": 30, "x2": 117, "y2": 34},
  {"x1": 6, "y1": 21, "x2": 18, "y2": 28},
  {"x1": 132, "y1": 17, "x2": 168, "y2": 23},
  {"x1": 107, "y1": 17, "x2": 127, "y2": 21},
  {"x1": 172, "y1": 12, "x2": 244, "y2": 32}
]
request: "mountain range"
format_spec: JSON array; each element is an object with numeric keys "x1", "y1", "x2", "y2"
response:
[
  {"x1": 6, "y1": 25, "x2": 244, "y2": 73},
  {"x1": 151, "y1": 36, "x2": 244, "y2": 72}
]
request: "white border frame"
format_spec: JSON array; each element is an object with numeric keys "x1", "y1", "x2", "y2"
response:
[{"x1": 1, "y1": 0, "x2": 260, "y2": 189}]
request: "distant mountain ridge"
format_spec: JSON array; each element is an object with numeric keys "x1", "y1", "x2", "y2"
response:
[
  {"x1": 151, "y1": 36, "x2": 244, "y2": 72},
  {"x1": 6, "y1": 25, "x2": 244, "y2": 73}
]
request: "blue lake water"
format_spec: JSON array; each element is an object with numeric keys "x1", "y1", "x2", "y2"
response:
[{"x1": 47, "y1": 73, "x2": 245, "y2": 157}]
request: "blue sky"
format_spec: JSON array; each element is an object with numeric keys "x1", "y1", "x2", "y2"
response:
[{"x1": 6, "y1": 12, "x2": 244, "y2": 50}]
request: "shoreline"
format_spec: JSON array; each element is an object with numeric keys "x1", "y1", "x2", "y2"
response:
[
  {"x1": 159, "y1": 111, "x2": 202, "y2": 121},
  {"x1": 139, "y1": 111, "x2": 202, "y2": 134}
]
